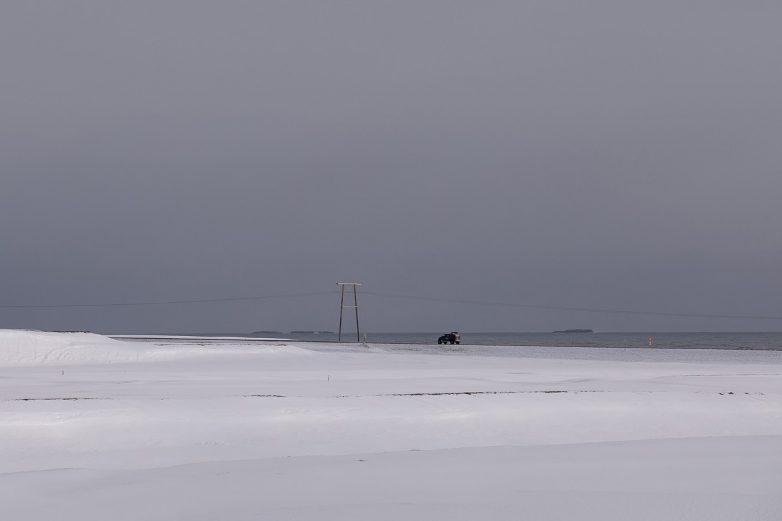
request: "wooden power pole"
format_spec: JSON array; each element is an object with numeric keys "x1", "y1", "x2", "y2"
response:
[{"x1": 336, "y1": 282, "x2": 362, "y2": 342}]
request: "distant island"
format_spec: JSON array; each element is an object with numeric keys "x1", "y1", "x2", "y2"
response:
[
  {"x1": 290, "y1": 331, "x2": 335, "y2": 335},
  {"x1": 552, "y1": 329, "x2": 594, "y2": 334}
]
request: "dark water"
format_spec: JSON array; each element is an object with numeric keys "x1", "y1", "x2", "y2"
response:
[{"x1": 284, "y1": 331, "x2": 782, "y2": 351}]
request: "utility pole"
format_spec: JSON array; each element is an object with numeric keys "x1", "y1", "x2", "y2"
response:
[{"x1": 336, "y1": 282, "x2": 362, "y2": 342}]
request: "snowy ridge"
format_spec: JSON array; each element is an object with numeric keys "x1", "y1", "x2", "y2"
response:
[
  {"x1": 0, "y1": 330, "x2": 152, "y2": 367},
  {"x1": 0, "y1": 330, "x2": 316, "y2": 368}
]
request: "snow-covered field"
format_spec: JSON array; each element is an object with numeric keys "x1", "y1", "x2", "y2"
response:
[{"x1": 1, "y1": 329, "x2": 781, "y2": 520}]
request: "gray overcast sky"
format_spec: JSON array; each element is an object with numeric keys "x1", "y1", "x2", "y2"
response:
[{"x1": 2, "y1": 1, "x2": 781, "y2": 333}]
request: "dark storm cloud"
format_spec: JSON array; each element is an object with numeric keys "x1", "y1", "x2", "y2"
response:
[{"x1": 2, "y1": 1, "x2": 781, "y2": 333}]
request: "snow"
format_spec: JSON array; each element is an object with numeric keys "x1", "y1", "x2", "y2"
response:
[
  {"x1": 113, "y1": 334, "x2": 290, "y2": 341},
  {"x1": 1, "y1": 330, "x2": 781, "y2": 519},
  {"x1": 0, "y1": 329, "x2": 155, "y2": 366}
]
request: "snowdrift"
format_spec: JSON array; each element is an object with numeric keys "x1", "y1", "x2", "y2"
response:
[
  {"x1": 0, "y1": 329, "x2": 314, "y2": 368},
  {"x1": 0, "y1": 330, "x2": 155, "y2": 367}
]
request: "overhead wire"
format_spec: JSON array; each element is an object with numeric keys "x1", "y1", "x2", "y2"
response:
[
  {"x1": 1, "y1": 289, "x2": 781, "y2": 321},
  {"x1": 361, "y1": 291, "x2": 782, "y2": 321},
  {"x1": 0, "y1": 291, "x2": 335, "y2": 310}
]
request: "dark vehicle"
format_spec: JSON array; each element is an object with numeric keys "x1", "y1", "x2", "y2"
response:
[{"x1": 437, "y1": 332, "x2": 461, "y2": 345}]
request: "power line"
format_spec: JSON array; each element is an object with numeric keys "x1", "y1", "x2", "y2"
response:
[
  {"x1": 2, "y1": 288, "x2": 781, "y2": 322},
  {"x1": 362, "y1": 291, "x2": 782, "y2": 321},
  {"x1": 0, "y1": 291, "x2": 335, "y2": 310}
]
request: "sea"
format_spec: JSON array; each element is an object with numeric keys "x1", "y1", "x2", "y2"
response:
[{"x1": 282, "y1": 331, "x2": 782, "y2": 351}]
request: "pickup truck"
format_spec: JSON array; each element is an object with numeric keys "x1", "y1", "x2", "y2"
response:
[{"x1": 437, "y1": 332, "x2": 461, "y2": 345}]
